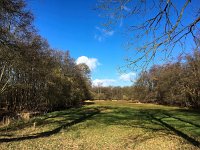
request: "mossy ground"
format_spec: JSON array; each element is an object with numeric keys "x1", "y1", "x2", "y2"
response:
[{"x1": 0, "y1": 100, "x2": 200, "y2": 150}]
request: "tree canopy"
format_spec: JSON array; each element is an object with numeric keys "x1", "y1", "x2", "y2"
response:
[{"x1": 0, "y1": 0, "x2": 92, "y2": 113}]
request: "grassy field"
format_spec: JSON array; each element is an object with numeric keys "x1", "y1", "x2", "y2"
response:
[{"x1": 0, "y1": 100, "x2": 200, "y2": 150}]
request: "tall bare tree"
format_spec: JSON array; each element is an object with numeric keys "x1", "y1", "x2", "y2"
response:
[{"x1": 97, "y1": 0, "x2": 200, "y2": 69}]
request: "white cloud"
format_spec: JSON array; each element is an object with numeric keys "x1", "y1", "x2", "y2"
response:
[
  {"x1": 104, "y1": 30, "x2": 114, "y2": 36},
  {"x1": 92, "y1": 79, "x2": 116, "y2": 87},
  {"x1": 119, "y1": 72, "x2": 136, "y2": 82},
  {"x1": 94, "y1": 34, "x2": 103, "y2": 42},
  {"x1": 122, "y1": 6, "x2": 131, "y2": 12},
  {"x1": 92, "y1": 72, "x2": 137, "y2": 87},
  {"x1": 76, "y1": 56, "x2": 99, "y2": 71},
  {"x1": 96, "y1": 26, "x2": 114, "y2": 36},
  {"x1": 95, "y1": 26, "x2": 114, "y2": 41}
]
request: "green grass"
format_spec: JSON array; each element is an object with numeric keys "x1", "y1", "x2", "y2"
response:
[{"x1": 0, "y1": 100, "x2": 200, "y2": 150}]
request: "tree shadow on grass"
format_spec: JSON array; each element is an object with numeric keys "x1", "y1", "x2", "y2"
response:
[
  {"x1": 0, "y1": 107, "x2": 101, "y2": 143},
  {"x1": 0, "y1": 107, "x2": 97, "y2": 133},
  {"x1": 0, "y1": 105, "x2": 200, "y2": 148},
  {"x1": 163, "y1": 112, "x2": 200, "y2": 128},
  {"x1": 149, "y1": 113, "x2": 200, "y2": 147},
  {"x1": 92, "y1": 107, "x2": 200, "y2": 148}
]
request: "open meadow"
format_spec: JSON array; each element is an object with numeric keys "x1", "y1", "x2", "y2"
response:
[
  {"x1": 0, "y1": 101, "x2": 200, "y2": 150},
  {"x1": 1, "y1": 0, "x2": 200, "y2": 149}
]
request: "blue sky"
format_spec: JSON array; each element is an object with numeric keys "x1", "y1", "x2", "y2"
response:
[
  {"x1": 26, "y1": 0, "x2": 197, "y2": 86},
  {"x1": 26, "y1": 0, "x2": 137, "y2": 86}
]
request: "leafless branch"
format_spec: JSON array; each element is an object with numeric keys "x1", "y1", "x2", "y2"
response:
[{"x1": 97, "y1": 0, "x2": 200, "y2": 70}]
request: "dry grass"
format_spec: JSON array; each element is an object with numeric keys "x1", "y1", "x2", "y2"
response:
[{"x1": 0, "y1": 101, "x2": 200, "y2": 150}]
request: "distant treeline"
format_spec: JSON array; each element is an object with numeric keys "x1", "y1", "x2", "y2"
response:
[
  {"x1": 134, "y1": 50, "x2": 200, "y2": 108},
  {"x1": 92, "y1": 86, "x2": 135, "y2": 100},
  {"x1": 0, "y1": 0, "x2": 91, "y2": 112},
  {"x1": 92, "y1": 50, "x2": 200, "y2": 109}
]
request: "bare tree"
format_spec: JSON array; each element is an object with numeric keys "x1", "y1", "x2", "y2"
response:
[
  {"x1": 97, "y1": 0, "x2": 200, "y2": 70},
  {"x1": 0, "y1": 65, "x2": 10, "y2": 95},
  {"x1": 0, "y1": 0, "x2": 93, "y2": 112}
]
